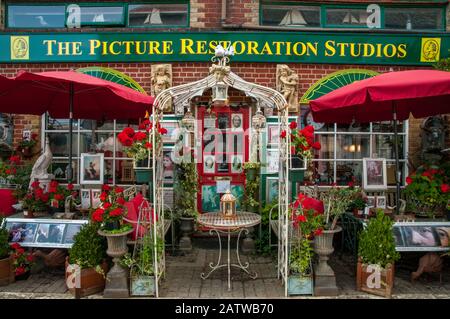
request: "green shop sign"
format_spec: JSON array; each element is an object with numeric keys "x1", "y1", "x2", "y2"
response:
[{"x1": 3, "y1": 31, "x2": 449, "y2": 65}]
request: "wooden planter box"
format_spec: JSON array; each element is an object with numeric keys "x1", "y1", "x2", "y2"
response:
[
  {"x1": 356, "y1": 258, "x2": 394, "y2": 298},
  {"x1": 288, "y1": 273, "x2": 313, "y2": 296},
  {"x1": 0, "y1": 256, "x2": 14, "y2": 286},
  {"x1": 130, "y1": 274, "x2": 156, "y2": 296},
  {"x1": 65, "y1": 258, "x2": 108, "y2": 299}
]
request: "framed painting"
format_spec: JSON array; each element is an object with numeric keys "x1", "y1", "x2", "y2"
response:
[
  {"x1": 201, "y1": 185, "x2": 220, "y2": 212},
  {"x1": 363, "y1": 158, "x2": 387, "y2": 190},
  {"x1": 163, "y1": 147, "x2": 175, "y2": 183},
  {"x1": 80, "y1": 153, "x2": 104, "y2": 185},
  {"x1": 266, "y1": 177, "x2": 279, "y2": 204}
]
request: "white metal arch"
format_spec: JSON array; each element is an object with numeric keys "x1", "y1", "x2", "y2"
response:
[{"x1": 150, "y1": 55, "x2": 292, "y2": 297}]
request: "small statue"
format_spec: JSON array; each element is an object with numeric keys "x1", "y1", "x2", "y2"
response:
[
  {"x1": 29, "y1": 137, "x2": 53, "y2": 189},
  {"x1": 276, "y1": 65, "x2": 299, "y2": 113},
  {"x1": 151, "y1": 64, "x2": 173, "y2": 112},
  {"x1": 421, "y1": 116, "x2": 447, "y2": 163}
]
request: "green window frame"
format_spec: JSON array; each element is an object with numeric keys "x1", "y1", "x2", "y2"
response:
[
  {"x1": 6, "y1": 1, "x2": 189, "y2": 29},
  {"x1": 259, "y1": 1, "x2": 446, "y2": 31}
]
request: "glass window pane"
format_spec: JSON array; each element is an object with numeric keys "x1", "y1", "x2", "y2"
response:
[
  {"x1": 336, "y1": 135, "x2": 370, "y2": 159},
  {"x1": 46, "y1": 117, "x2": 77, "y2": 130},
  {"x1": 385, "y1": 7, "x2": 443, "y2": 30},
  {"x1": 314, "y1": 134, "x2": 334, "y2": 159},
  {"x1": 326, "y1": 8, "x2": 368, "y2": 27},
  {"x1": 313, "y1": 161, "x2": 335, "y2": 185},
  {"x1": 261, "y1": 5, "x2": 320, "y2": 27},
  {"x1": 79, "y1": 6, "x2": 124, "y2": 25},
  {"x1": 337, "y1": 122, "x2": 370, "y2": 132},
  {"x1": 373, "y1": 135, "x2": 404, "y2": 160},
  {"x1": 48, "y1": 133, "x2": 77, "y2": 157},
  {"x1": 94, "y1": 133, "x2": 116, "y2": 156},
  {"x1": 8, "y1": 5, "x2": 65, "y2": 28},
  {"x1": 104, "y1": 159, "x2": 114, "y2": 184},
  {"x1": 128, "y1": 4, "x2": 188, "y2": 27},
  {"x1": 336, "y1": 161, "x2": 362, "y2": 186},
  {"x1": 372, "y1": 121, "x2": 405, "y2": 133},
  {"x1": 116, "y1": 120, "x2": 139, "y2": 131},
  {"x1": 386, "y1": 161, "x2": 404, "y2": 186},
  {"x1": 116, "y1": 160, "x2": 135, "y2": 184}
]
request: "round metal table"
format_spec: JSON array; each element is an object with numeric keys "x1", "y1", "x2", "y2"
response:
[{"x1": 197, "y1": 212, "x2": 261, "y2": 291}]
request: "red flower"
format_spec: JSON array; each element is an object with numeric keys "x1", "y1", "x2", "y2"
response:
[
  {"x1": 312, "y1": 142, "x2": 321, "y2": 150},
  {"x1": 15, "y1": 266, "x2": 26, "y2": 276},
  {"x1": 92, "y1": 209, "x2": 105, "y2": 222},
  {"x1": 31, "y1": 181, "x2": 40, "y2": 189},
  {"x1": 103, "y1": 202, "x2": 112, "y2": 209},
  {"x1": 9, "y1": 155, "x2": 21, "y2": 164},
  {"x1": 115, "y1": 187, "x2": 124, "y2": 194},
  {"x1": 40, "y1": 194, "x2": 49, "y2": 203},
  {"x1": 117, "y1": 197, "x2": 126, "y2": 206},
  {"x1": 280, "y1": 130, "x2": 286, "y2": 139},
  {"x1": 11, "y1": 243, "x2": 21, "y2": 250},
  {"x1": 50, "y1": 180, "x2": 59, "y2": 188},
  {"x1": 99, "y1": 192, "x2": 108, "y2": 202},
  {"x1": 406, "y1": 176, "x2": 413, "y2": 185},
  {"x1": 297, "y1": 215, "x2": 307, "y2": 223},
  {"x1": 145, "y1": 142, "x2": 152, "y2": 149},
  {"x1": 348, "y1": 181, "x2": 354, "y2": 188},
  {"x1": 102, "y1": 185, "x2": 110, "y2": 192},
  {"x1": 54, "y1": 193, "x2": 64, "y2": 201},
  {"x1": 109, "y1": 208, "x2": 123, "y2": 217},
  {"x1": 441, "y1": 184, "x2": 449, "y2": 193},
  {"x1": 314, "y1": 228, "x2": 323, "y2": 236},
  {"x1": 291, "y1": 146, "x2": 296, "y2": 154},
  {"x1": 67, "y1": 183, "x2": 74, "y2": 191},
  {"x1": 5, "y1": 169, "x2": 11, "y2": 175},
  {"x1": 48, "y1": 186, "x2": 57, "y2": 194},
  {"x1": 26, "y1": 255, "x2": 34, "y2": 262},
  {"x1": 123, "y1": 137, "x2": 133, "y2": 147},
  {"x1": 16, "y1": 248, "x2": 25, "y2": 255},
  {"x1": 304, "y1": 125, "x2": 315, "y2": 133},
  {"x1": 159, "y1": 127, "x2": 168, "y2": 135},
  {"x1": 133, "y1": 131, "x2": 147, "y2": 141},
  {"x1": 289, "y1": 121, "x2": 297, "y2": 129},
  {"x1": 123, "y1": 127, "x2": 135, "y2": 138}
]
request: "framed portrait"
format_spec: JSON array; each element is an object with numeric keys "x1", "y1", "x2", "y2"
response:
[
  {"x1": 268, "y1": 125, "x2": 280, "y2": 145},
  {"x1": 91, "y1": 189, "x2": 102, "y2": 208},
  {"x1": 376, "y1": 196, "x2": 387, "y2": 208},
  {"x1": 163, "y1": 147, "x2": 175, "y2": 183},
  {"x1": 80, "y1": 189, "x2": 91, "y2": 209},
  {"x1": 266, "y1": 177, "x2": 279, "y2": 204},
  {"x1": 201, "y1": 185, "x2": 220, "y2": 212},
  {"x1": 231, "y1": 155, "x2": 243, "y2": 174},
  {"x1": 80, "y1": 153, "x2": 104, "y2": 185},
  {"x1": 63, "y1": 224, "x2": 82, "y2": 244},
  {"x1": 366, "y1": 196, "x2": 376, "y2": 208},
  {"x1": 363, "y1": 158, "x2": 387, "y2": 190},
  {"x1": 392, "y1": 222, "x2": 450, "y2": 251},
  {"x1": 216, "y1": 180, "x2": 231, "y2": 194},
  {"x1": 203, "y1": 155, "x2": 215, "y2": 173},
  {"x1": 161, "y1": 121, "x2": 179, "y2": 143},
  {"x1": 231, "y1": 113, "x2": 243, "y2": 131},
  {"x1": 231, "y1": 184, "x2": 244, "y2": 210},
  {"x1": 266, "y1": 149, "x2": 279, "y2": 174}
]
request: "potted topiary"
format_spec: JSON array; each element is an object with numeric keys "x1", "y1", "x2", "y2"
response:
[
  {"x1": 243, "y1": 162, "x2": 261, "y2": 182},
  {"x1": 66, "y1": 222, "x2": 108, "y2": 299},
  {"x1": 357, "y1": 209, "x2": 400, "y2": 298},
  {"x1": 0, "y1": 217, "x2": 13, "y2": 286}
]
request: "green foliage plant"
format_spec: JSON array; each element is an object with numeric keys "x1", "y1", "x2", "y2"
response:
[
  {"x1": 358, "y1": 209, "x2": 400, "y2": 269},
  {"x1": 243, "y1": 162, "x2": 261, "y2": 170},
  {"x1": 320, "y1": 186, "x2": 359, "y2": 230},
  {"x1": 290, "y1": 237, "x2": 313, "y2": 275},
  {"x1": 68, "y1": 222, "x2": 107, "y2": 270},
  {"x1": 243, "y1": 176, "x2": 260, "y2": 211},
  {"x1": 0, "y1": 217, "x2": 11, "y2": 259},
  {"x1": 174, "y1": 162, "x2": 199, "y2": 218},
  {"x1": 121, "y1": 233, "x2": 164, "y2": 276}
]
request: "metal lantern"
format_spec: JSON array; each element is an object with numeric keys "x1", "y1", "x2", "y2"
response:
[
  {"x1": 220, "y1": 189, "x2": 236, "y2": 219},
  {"x1": 212, "y1": 81, "x2": 228, "y2": 103},
  {"x1": 181, "y1": 106, "x2": 195, "y2": 133},
  {"x1": 252, "y1": 107, "x2": 266, "y2": 131}
]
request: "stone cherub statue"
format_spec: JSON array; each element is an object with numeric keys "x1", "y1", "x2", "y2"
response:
[
  {"x1": 276, "y1": 64, "x2": 299, "y2": 113},
  {"x1": 29, "y1": 136, "x2": 53, "y2": 189},
  {"x1": 151, "y1": 64, "x2": 173, "y2": 112}
]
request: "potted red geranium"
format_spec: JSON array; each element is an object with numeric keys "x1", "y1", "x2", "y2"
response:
[
  {"x1": 47, "y1": 180, "x2": 71, "y2": 214},
  {"x1": 23, "y1": 181, "x2": 49, "y2": 217},
  {"x1": 281, "y1": 122, "x2": 321, "y2": 182},
  {"x1": 17, "y1": 132, "x2": 38, "y2": 158},
  {"x1": 10, "y1": 242, "x2": 35, "y2": 281},
  {"x1": 117, "y1": 120, "x2": 167, "y2": 183}
]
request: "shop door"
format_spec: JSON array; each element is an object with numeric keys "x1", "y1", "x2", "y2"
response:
[{"x1": 197, "y1": 106, "x2": 249, "y2": 213}]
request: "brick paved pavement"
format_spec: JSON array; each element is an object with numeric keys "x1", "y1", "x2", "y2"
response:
[{"x1": 0, "y1": 238, "x2": 449, "y2": 299}]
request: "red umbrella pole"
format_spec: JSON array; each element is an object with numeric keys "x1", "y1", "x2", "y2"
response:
[
  {"x1": 392, "y1": 102, "x2": 400, "y2": 215},
  {"x1": 68, "y1": 83, "x2": 73, "y2": 184}
]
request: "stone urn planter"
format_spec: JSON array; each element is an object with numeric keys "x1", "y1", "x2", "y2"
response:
[
  {"x1": 179, "y1": 217, "x2": 194, "y2": 251},
  {"x1": 98, "y1": 228, "x2": 133, "y2": 298},
  {"x1": 313, "y1": 225, "x2": 342, "y2": 296}
]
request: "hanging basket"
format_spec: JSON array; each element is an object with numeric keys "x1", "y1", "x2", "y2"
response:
[{"x1": 133, "y1": 157, "x2": 153, "y2": 170}]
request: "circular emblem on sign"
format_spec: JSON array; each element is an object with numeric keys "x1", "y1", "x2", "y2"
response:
[
  {"x1": 12, "y1": 37, "x2": 28, "y2": 59},
  {"x1": 422, "y1": 39, "x2": 439, "y2": 61}
]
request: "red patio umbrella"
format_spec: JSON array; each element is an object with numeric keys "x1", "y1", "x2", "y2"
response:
[
  {"x1": 0, "y1": 70, "x2": 154, "y2": 182},
  {"x1": 309, "y1": 69, "x2": 450, "y2": 213}
]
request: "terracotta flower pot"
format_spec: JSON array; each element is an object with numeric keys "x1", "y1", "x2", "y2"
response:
[
  {"x1": 356, "y1": 258, "x2": 395, "y2": 298},
  {"x1": 0, "y1": 256, "x2": 14, "y2": 286}
]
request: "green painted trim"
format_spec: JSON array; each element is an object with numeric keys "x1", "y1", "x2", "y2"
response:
[
  {"x1": 76, "y1": 66, "x2": 147, "y2": 93},
  {"x1": 300, "y1": 69, "x2": 379, "y2": 104}
]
